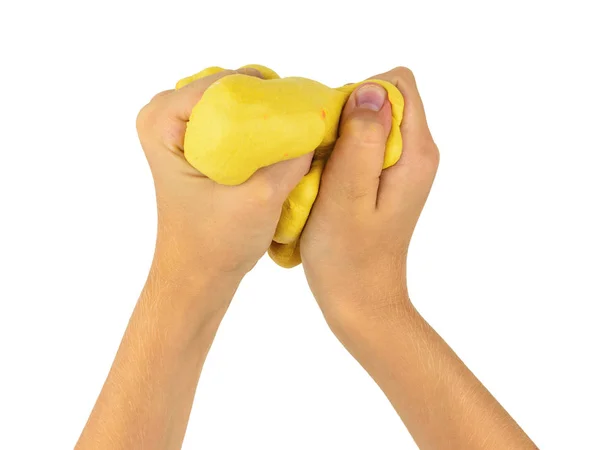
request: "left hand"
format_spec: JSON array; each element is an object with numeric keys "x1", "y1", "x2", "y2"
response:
[{"x1": 136, "y1": 68, "x2": 313, "y2": 286}]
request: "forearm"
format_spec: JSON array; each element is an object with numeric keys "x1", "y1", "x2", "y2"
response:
[
  {"x1": 327, "y1": 298, "x2": 537, "y2": 450},
  {"x1": 76, "y1": 264, "x2": 239, "y2": 450}
]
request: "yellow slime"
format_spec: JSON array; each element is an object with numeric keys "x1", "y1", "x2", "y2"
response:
[{"x1": 175, "y1": 65, "x2": 404, "y2": 268}]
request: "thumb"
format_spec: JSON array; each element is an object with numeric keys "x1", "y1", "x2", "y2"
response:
[
  {"x1": 321, "y1": 83, "x2": 392, "y2": 210},
  {"x1": 243, "y1": 153, "x2": 314, "y2": 203}
]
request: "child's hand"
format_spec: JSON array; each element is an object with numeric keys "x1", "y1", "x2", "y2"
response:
[
  {"x1": 300, "y1": 67, "x2": 439, "y2": 322},
  {"x1": 136, "y1": 68, "x2": 312, "y2": 283}
]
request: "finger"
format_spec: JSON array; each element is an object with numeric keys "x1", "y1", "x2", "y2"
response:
[
  {"x1": 242, "y1": 153, "x2": 314, "y2": 204},
  {"x1": 368, "y1": 66, "x2": 432, "y2": 155},
  {"x1": 320, "y1": 83, "x2": 392, "y2": 211},
  {"x1": 371, "y1": 67, "x2": 439, "y2": 208},
  {"x1": 169, "y1": 67, "x2": 263, "y2": 123},
  {"x1": 136, "y1": 67, "x2": 263, "y2": 157}
]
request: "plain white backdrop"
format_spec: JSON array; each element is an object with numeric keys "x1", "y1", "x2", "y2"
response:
[{"x1": 1, "y1": 0, "x2": 599, "y2": 448}]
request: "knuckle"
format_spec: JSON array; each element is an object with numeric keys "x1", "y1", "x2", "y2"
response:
[
  {"x1": 246, "y1": 178, "x2": 279, "y2": 206},
  {"x1": 136, "y1": 91, "x2": 186, "y2": 151},
  {"x1": 391, "y1": 66, "x2": 417, "y2": 85},
  {"x1": 236, "y1": 67, "x2": 263, "y2": 78},
  {"x1": 136, "y1": 90, "x2": 172, "y2": 133},
  {"x1": 323, "y1": 172, "x2": 373, "y2": 205},
  {"x1": 343, "y1": 118, "x2": 387, "y2": 147},
  {"x1": 136, "y1": 102, "x2": 161, "y2": 136},
  {"x1": 135, "y1": 103, "x2": 153, "y2": 134},
  {"x1": 376, "y1": 67, "x2": 418, "y2": 97},
  {"x1": 419, "y1": 141, "x2": 440, "y2": 172},
  {"x1": 430, "y1": 142, "x2": 441, "y2": 165},
  {"x1": 340, "y1": 182, "x2": 371, "y2": 203},
  {"x1": 150, "y1": 89, "x2": 173, "y2": 103}
]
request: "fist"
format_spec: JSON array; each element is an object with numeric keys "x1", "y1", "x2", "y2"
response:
[
  {"x1": 136, "y1": 68, "x2": 312, "y2": 279},
  {"x1": 300, "y1": 67, "x2": 439, "y2": 320}
]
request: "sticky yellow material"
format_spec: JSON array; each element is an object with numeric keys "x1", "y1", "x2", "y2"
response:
[{"x1": 175, "y1": 65, "x2": 404, "y2": 268}]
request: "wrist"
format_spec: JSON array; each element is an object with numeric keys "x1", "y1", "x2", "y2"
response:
[
  {"x1": 154, "y1": 229, "x2": 252, "y2": 280},
  {"x1": 320, "y1": 287, "x2": 416, "y2": 346},
  {"x1": 138, "y1": 255, "x2": 242, "y2": 341},
  {"x1": 327, "y1": 302, "x2": 426, "y2": 378},
  {"x1": 305, "y1": 255, "x2": 410, "y2": 326},
  {"x1": 313, "y1": 274, "x2": 410, "y2": 324}
]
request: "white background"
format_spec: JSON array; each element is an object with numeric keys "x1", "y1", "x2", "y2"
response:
[{"x1": 1, "y1": 1, "x2": 599, "y2": 448}]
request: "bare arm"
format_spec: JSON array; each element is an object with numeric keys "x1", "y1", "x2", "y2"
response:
[
  {"x1": 301, "y1": 67, "x2": 537, "y2": 449},
  {"x1": 76, "y1": 265, "x2": 239, "y2": 449},
  {"x1": 76, "y1": 67, "x2": 312, "y2": 449},
  {"x1": 330, "y1": 301, "x2": 536, "y2": 449}
]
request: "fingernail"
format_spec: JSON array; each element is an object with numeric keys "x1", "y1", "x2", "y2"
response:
[
  {"x1": 355, "y1": 84, "x2": 387, "y2": 111},
  {"x1": 236, "y1": 67, "x2": 263, "y2": 78}
]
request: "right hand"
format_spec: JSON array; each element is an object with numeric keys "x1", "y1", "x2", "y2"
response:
[{"x1": 300, "y1": 67, "x2": 440, "y2": 324}]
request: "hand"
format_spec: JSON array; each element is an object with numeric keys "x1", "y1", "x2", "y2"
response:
[
  {"x1": 136, "y1": 68, "x2": 313, "y2": 285},
  {"x1": 300, "y1": 67, "x2": 439, "y2": 322},
  {"x1": 78, "y1": 68, "x2": 316, "y2": 450}
]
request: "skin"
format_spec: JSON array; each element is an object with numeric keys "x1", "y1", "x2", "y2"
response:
[
  {"x1": 76, "y1": 67, "x2": 538, "y2": 449},
  {"x1": 302, "y1": 68, "x2": 537, "y2": 449}
]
